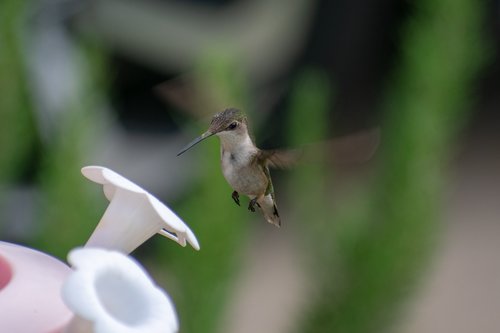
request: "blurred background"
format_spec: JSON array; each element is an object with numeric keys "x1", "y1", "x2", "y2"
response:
[{"x1": 1, "y1": 0, "x2": 499, "y2": 332}]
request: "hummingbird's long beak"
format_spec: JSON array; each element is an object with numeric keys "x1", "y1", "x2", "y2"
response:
[{"x1": 177, "y1": 131, "x2": 214, "y2": 156}]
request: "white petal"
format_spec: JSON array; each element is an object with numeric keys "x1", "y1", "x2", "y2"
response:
[
  {"x1": 62, "y1": 248, "x2": 179, "y2": 333},
  {"x1": 81, "y1": 165, "x2": 200, "y2": 253},
  {"x1": 101, "y1": 168, "x2": 144, "y2": 193},
  {"x1": 81, "y1": 166, "x2": 143, "y2": 194},
  {"x1": 80, "y1": 166, "x2": 108, "y2": 185}
]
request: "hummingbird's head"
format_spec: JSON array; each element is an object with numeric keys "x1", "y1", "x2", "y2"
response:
[
  {"x1": 177, "y1": 108, "x2": 249, "y2": 156},
  {"x1": 207, "y1": 108, "x2": 248, "y2": 136}
]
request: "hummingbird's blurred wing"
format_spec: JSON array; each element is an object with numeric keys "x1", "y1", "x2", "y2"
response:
[
  {"x1": 324, "y1": 128, "x2": 380, "y2": 165},
  {"x1": 258, "y1": 128, "x2": 380, "y2": 169},
  {"x1": 257, "y1": 149, "x2": 303, "y2": 169}
]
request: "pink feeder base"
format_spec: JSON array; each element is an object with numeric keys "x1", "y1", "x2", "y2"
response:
[{"x1": 0, "y1": 242, "x2": 73, "y2": 333}]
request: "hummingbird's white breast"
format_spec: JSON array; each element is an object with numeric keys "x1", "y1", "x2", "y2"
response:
[{"x1": 217, "y1": 131, "x2": 268, "y2": 196}]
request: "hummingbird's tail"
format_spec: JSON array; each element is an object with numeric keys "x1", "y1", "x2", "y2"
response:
[{"x1": 257, "y1": 194, "x2": 281, "y2": 227}]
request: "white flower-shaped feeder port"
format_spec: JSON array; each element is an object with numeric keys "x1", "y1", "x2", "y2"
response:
[
  {"x1": 82, "y1": 166, "x2": 199, "y2": 254},
  {"x1": 62, "y1": 248, "x2": 178, "y2": 333}
]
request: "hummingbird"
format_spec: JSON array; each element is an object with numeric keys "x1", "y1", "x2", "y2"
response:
[{"x1": 177, "y1": 108, "x2": 287, "y2": 227}]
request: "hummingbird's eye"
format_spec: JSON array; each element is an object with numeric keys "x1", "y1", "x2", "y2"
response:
[{"x1": 228, "y1": 122, "x2": 238, "y2": 130}]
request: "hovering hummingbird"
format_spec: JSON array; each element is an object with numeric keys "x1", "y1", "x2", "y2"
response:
[{"x1": 177, "y1": 108, "x2": 290, "y2": 227}]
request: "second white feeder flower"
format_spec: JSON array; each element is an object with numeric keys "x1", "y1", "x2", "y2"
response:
[
  {"x1": 82, "y1": 166, "x2": 199, "y2": 253},
  {"x1": 62, "y1": 248, "x2": 178, "y2": 333}
]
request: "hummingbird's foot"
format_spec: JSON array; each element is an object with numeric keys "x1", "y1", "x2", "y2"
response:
[
  {"x1": 232, "y1": 191, "x2": 240, "y2": 206},
  {"x1": 248, "y1": 198, "x2": 260, "y2": 212}
]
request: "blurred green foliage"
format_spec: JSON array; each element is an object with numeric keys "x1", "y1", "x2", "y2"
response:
[
  {"x1": 0, "y1": 0, "x2": 108, "y2": 256},
  {"x1": 196, "y1": 50, "x2": 252, "y2": 115},
  {"x1": 286, "y1": 69, "x2": 333, "y2": 257},
  {"x1": 36, "y1": 110, "x2": 103, "y2": 258},
  {"x1": 293, "y1": 0, "x2": 486, "y2": 332},
  {"x1": 0, "y1": 0, "x2": 38, "y2": 183},
  {"x1": 35, "y1": 40, "x2": 108, "y2": 258}
]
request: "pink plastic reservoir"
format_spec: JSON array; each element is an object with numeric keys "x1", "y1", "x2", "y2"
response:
[
  {"x1": 0, "y1": 253, "x2": 12, "y2": 290},
  {"x1": 0, "y1": 242, "x2": 73, "y2": 333}
]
